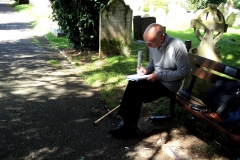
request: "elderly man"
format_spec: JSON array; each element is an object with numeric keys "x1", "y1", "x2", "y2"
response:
[{"x1": 108, "y1": 23, "x2": 189, "y2": 139}]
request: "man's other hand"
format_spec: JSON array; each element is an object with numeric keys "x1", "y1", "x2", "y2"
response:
[{"x1": 147, "y1": 73, "x2": 158, "y2": 82}]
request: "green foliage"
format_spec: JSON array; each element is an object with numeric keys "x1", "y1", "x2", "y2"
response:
[
  {"x1": 144, "y1": 0, "x2": 180, "y2": 11},
  {"x1": 49, "y1": 0, "x2": 108, "y2": 51},
  {"x1": 13, "y1": 4, "x2": 30, "y2": 12},
  {"x1": 187, "y1": 0, "x2": 224, "y2": 10},
  {"x1": 233, "y1": 0, "x2": 240, "y2": 9},
  {"x1": 143, "y1": 5, "x2": 149, "y2": 12}
]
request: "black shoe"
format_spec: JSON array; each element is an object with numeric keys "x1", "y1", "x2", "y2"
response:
[{"x1": 108, "y1": 121, "x2": 137, "y2": 139}]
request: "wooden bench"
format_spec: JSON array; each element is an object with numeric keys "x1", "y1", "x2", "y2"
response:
[{"x1": 151, "y1": 52, "x2": 240, "y2": 144}]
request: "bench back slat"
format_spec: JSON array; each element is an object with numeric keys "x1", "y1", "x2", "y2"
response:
[
  {"x1": 188, "y1": 53, "x2": 240, "y2": 80},
  {"x1": 189, "y1": 64, "x2": 221, "y2": 83}
]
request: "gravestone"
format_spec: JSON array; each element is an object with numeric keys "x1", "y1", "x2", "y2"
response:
[
  {"x1": 154, "y1": 8, "x2": 167, "y2": 26},
  {"x1": 190, "y1": 4, "x2": 228, "y2": 62},
  {"x1": 217, "y1": 3, "x2": 225, "y2": 14},
  {"x1": 124, "y1": 0, "x2": 144, "y2": 16},
  {"x1": 142, "y1": 13, "x2": 151, "y2": 17},
  {"x1": 226, "y1": 12, "x2": 236, "y2": 27},
  {"x1": 99, "y1": 0, "x2": 132, "y2": 59},
  {"x1": 149, "y1": 5, "x2": 154, "y2": 16},
  {"x1": 218, "y1": 0, "x2": 237, "y2": 27},
  {"x1": 234, "y1": 10, "x2": 240, "y2": 26},
  {"x1": 184, "y1": 4, "x2": 228, "y2": 97},
  {"x1": 140, "y1": 17, "x2": 156, "y2": 40},
  {"x1": 51, "y1": 28, "x2": 66, "y2": 37},
  {"x1": 224, "y1": 0, "x2": 235, "y2": 17},
  {"x1": 133, "y1": 16, "x2": 156, "y2": 40},
  {"x1": 166, "y1": 4, "x2": 189, "y2": 30},
  {"x1": 133, "y1": 16, "x2": 142, "y2": 40}
]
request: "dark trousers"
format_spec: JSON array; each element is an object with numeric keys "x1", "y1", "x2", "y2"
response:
[{"x1": 117, "y1": 80, "x2": 175, "y2": 125}]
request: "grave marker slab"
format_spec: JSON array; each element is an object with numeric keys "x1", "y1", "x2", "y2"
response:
[{"x1": 99, "y1": 0, "x2": 132, "y2": 59}]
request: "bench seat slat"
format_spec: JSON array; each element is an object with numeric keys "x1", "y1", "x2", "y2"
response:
[{"x1": 178, "y1": 89, "x2": 205, "y2": 105}]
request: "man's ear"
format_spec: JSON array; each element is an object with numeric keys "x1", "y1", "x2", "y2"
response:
[
  {"x1": 160, "y1": 36, "x2": 164, "y2": 41},
  {"x1": 160, "y1": 34, "x2": 165, "y2": 41}
]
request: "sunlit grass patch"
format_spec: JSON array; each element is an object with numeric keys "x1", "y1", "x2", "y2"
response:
[
  {"x1": 48, "y1": 59, "x2": 60, "y2": 68},
  {"x1": 45, "y1": 32, "x2": 71, "y2": 50},
  {"x1": 13, "y1": 4, "x2": 31, "y2": 12},
  {"x1": 32, "y1": 37, "x2": 41, "y2": 47}
]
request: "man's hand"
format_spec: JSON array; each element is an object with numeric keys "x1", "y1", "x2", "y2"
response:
[
  {"x1": 136, "y1": 67, "x2": 147, "y2": 75},
  {"x1": 147, "y1": 73, "x2": 158, "y2": 82}
]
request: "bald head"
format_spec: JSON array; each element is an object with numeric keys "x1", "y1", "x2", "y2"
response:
[
  {"x1": 143, "y1": 23, "x2": 164, "y2": 42},
  {"x1": 143, "y1": 23, "x2": 165, "y2": 48}
]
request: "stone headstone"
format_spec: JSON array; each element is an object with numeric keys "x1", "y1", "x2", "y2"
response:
[
  {"x1": 191, "y1": 4, "x2": 228, "y2": 62},
  {"x1": 133, "y1": 16, "x2": 142, "y2": 40},
  {"x1": 217, "y1": 3, "x2": 225, "y2": 13},
  {"x1": 234, "y1": 10, "x2": 240, "y2": 26},
  {"x1": 99, "y1": 0, "x2": 132, "y2": 59},
  {"x1": 124, "y1": 0, "x2": 144, "y2": 16},
  {"x1": 218, "y1": 0, "x2": 237, "y2": 26},
  {"x1": 226, "y1": 12, "x2": 236, "y2": 27},
  {"x1": 154, "y1": 8, "x2": 167, "y2": 26},
  {"x1": 133, "y1": 16, "x2": 156, "y2": 40},
  {"x1": 149, "y1": 5, "x2": 154, "y2": 16},
  {"x1": 224, "y1": 0, "x2": 235, "y2": 17},
  {"x1": 166, "y1": 4, "x2": 189, "y2": 30},
  {"x1": 51, "y1": 28, "x2": 66, "y2": 37},
  {"x1": 140, "y1": 17, "x2": 156, "y2": 40},
  {"x1": 142, "y1": 13, "x2": 151, "y2": 17}
]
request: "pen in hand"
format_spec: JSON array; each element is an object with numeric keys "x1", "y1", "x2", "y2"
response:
[{"x1": 136, "y1": 66, "x2": 147, "y2": 75}]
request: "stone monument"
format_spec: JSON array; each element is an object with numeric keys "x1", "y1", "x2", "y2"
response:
[
  {"x1": 133, "y1": 16, "x2": 156, "y2": 40},
  {"x1": 182, "y1": 4, "x2": 229, "y2": 97},
  {"x1": 190, "y1": 4, "x2": 228, "y2": 62},
  {"x1": 99, "y1": 0, "x2": 133, "y2": 59},
  {"x1": 218, "y1": 0, "x2": 237, "y2": 27},
  {"x1": 154, "y1": 8, "x2": 167, "y2": 27}
]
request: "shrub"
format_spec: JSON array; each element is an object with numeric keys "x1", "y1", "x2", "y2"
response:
[{"x1": 49, "y1": 0, "x2": 108, "y2": 51}]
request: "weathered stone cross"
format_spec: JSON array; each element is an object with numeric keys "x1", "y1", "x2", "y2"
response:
[{"x1": 191, "y1": 4, "x2": 228, "y2": 62}]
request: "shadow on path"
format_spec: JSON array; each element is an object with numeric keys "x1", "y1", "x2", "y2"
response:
[{"x1": 0, "y1": 1, "x2": 147, "y2": 159}]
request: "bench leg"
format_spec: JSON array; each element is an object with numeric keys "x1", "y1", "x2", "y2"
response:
[{"x1": 150, "y1": 97, "x2": 175, "y2": 123}]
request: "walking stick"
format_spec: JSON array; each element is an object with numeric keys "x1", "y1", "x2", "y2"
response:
[{"x1": 93, "y1": 105, "x2": 120, "y2": 125}]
